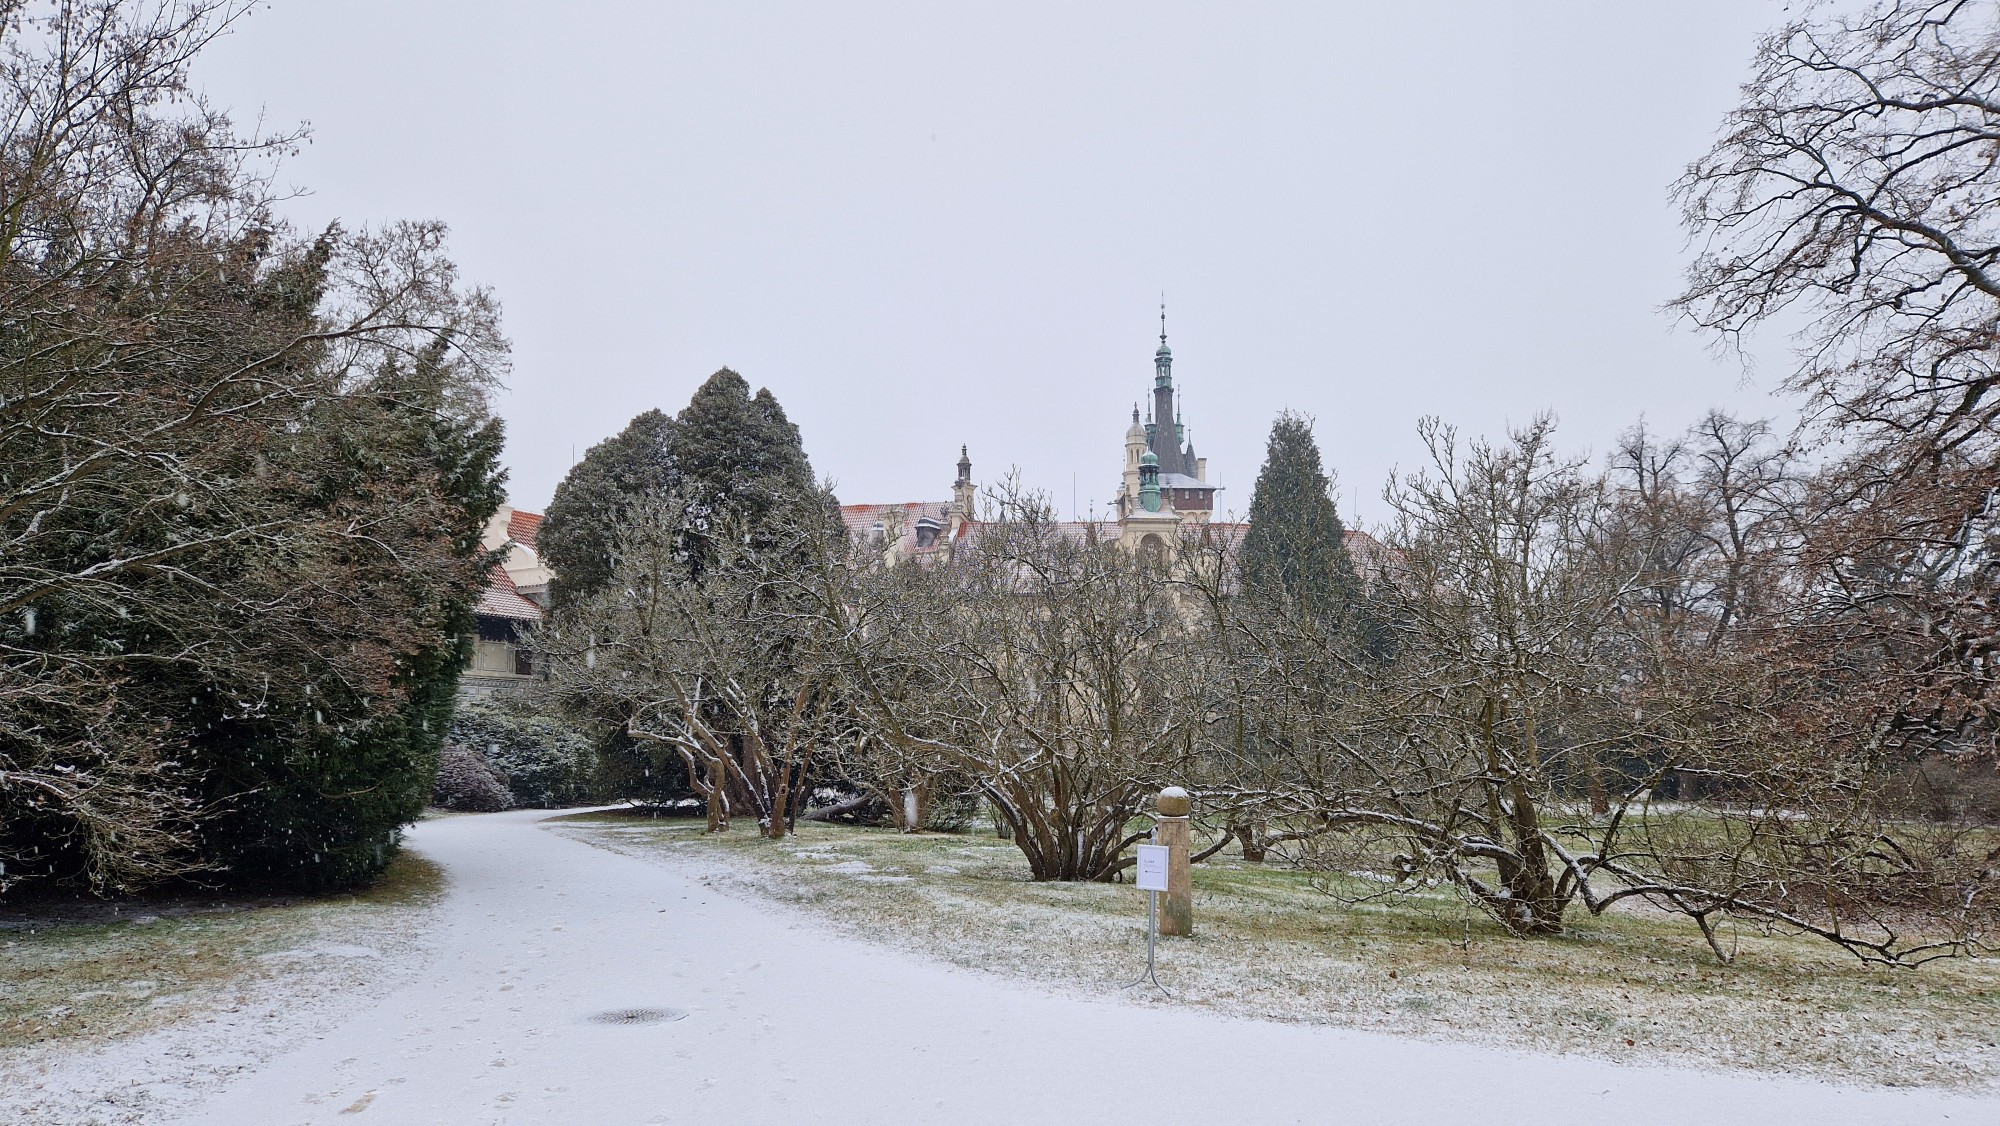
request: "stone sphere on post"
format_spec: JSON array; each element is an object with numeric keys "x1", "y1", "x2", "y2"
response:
[{"x1": 1155, "y1": 786, "x2": 1193, "y2": 936}]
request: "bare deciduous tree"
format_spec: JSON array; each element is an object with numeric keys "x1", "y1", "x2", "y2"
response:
[
  {"x1": 1675, "y1": 0, "x2": 1999, "y2": 763},
  {"x1": 1211, "y1": 416, "x2": 1996, "y2": 964},
  {"x1": 541, "y1": 497, "x2": 842, "y2": 839},
  {"x1": 828, "y1": 487, "x2": 1204, "y2": 881}
]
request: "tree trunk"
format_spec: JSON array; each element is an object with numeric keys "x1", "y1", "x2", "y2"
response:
[
  {"x1": 1232, "y1": 820, "x2": 1269, "y2": 862},
  {"x1": 890, "y1": 781, "x2": 928, "y2": 833},
  {"x1": 1584, "y1": 756, "x2": 1610, "y2": 817}
]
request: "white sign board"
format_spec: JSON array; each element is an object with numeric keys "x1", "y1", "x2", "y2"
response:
[{"x1": 1135, "y1": 845, "x2": 1170, "y2": 892}]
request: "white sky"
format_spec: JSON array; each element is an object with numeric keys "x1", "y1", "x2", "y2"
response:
[{"x1": 197, "y1": 0, "x2": 1800, "y2": 526}]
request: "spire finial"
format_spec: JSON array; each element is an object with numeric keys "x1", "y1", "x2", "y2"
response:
[{"x1": 1159, "y1": 295, "x2": 1167, "y2": 345}]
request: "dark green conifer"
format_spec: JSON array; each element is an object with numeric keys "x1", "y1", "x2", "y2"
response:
[
  {"x1": 1239, "y1": 412, "x2": 1363, "y2": 623},
  {"x1": 672, "y1": 369, "x2": 817, "y2": 529},
  {"x1": 541, "y1": 368, "x2": 825, "y2": 607},
  {"x1": 191, "y1": 340, "x2": 508, "y2": 889},
  {"x1": 539, "y1": 409, "x2": 679, "y2": 608}
]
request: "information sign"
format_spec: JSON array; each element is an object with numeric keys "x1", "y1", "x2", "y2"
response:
[{"x1": 1135, "y1": 844, "x2": 1169, "y2": 892}]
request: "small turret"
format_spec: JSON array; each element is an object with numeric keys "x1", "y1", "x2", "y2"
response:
[
  {"x1": 951, "y1": 445, "x2": 975, "y2": 516},
  {"x1": 1120, "y1": 405, "x2": 1150, "y2": 518},
  {"x1": 1138, "y1": 450, "x2": 1163, "y2": 513}
]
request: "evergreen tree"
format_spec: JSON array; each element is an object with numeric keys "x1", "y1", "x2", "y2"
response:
[
  {"x1": 540, "y1": 409, "x2": 679, "y2": 608},
  {"x1": 671, "y1": 369, "x2": 823, "y2": 573},
  {"x1": 673, "y1": 369, "x2": 816, "y2": 520},
  {"x1": 188, "y1": 341, "x2": 507, "y2": 889},
  {"x1": 539, "y1": 368, "x2": 823, "y2": 606},
  {"x1": 0, "y1": 3, "x2": 508, "y2": 894},
  {"x1": 543, "y1": 369, "x2": 832, "y2": 811},
  {"x1": 1239, "y1": 412, "x2": 1364, "y2": 623}
]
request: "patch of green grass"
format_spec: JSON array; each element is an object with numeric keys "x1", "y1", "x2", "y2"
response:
[
  {"x1": 0, "y1": 852, "x2": 444, "y2": 1053},
  {"x1": 560, "y1": 813, "x2": 2000, "y2": 1090}
]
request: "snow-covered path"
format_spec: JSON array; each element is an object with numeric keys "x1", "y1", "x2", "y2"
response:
[{"x1": 175, "y1": 810, "x2": 1990, "y2": 1125}]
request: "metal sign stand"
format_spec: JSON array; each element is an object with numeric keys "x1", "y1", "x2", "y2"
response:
[{"x1": 1124, "y1": 842, "x2": 1172, "y2": 997}]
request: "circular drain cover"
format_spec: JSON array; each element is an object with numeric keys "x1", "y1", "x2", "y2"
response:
[{"x1": 588, "y1": 1007, "x2": 687, "y2": 1025}]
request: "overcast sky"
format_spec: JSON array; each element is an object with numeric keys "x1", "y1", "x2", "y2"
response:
[{"x1": 197, "y1": 1, "x2": 1799, "y2": 525}]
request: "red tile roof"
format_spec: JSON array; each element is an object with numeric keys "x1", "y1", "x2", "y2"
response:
[
  {"x1": 507, "y1": 508, "x2": 543, "y2": 550},
  {"x1": 475, "y1": 563, "x2": 543, "y2": 622},
  {"x1": 840, "y1": 502, "x2": 963, "y2": 556}
]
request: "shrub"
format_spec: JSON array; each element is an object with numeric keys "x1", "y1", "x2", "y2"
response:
[
  {"x1": 923, "y1": 788, "x2": 981, "y2": 832},
  {"x1": 448, "y1": 696, "x2": 598, "y2": 808},
  {"x1": 433, "y1": 743, "x2": 514, "y2": 812},
  {"x1": 1891, "y1": 757, "x2": 2000, "y2": 824}
]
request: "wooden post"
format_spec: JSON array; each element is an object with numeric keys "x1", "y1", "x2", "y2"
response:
[{"x1": 1156, "y1": 786, "x2": 1193, "y2": 937}]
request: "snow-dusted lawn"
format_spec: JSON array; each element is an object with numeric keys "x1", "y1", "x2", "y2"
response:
[
  {"x1": 0, "y1": 853, "x2": 442, "y2": 1124},
  {"x1": 0, "y1": 853, "x2": 442, "y2": 1056},
  {"x1": 560, "y1": 811, "x2": 2000, "y2": 1091}
]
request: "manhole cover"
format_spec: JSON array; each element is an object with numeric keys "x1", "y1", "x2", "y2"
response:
[{"x1": 587, "y1": 1007, "x2": 687, "y2": 1025}]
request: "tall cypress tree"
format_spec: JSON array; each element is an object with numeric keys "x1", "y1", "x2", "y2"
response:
[{"x1": 1239, "y1": 412, "x2": 1363, "y2": 623}]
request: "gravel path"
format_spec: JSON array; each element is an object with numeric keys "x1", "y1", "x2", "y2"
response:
[{"x1": 141, "y1": 810, "x2": 1996, "y2": 1124}]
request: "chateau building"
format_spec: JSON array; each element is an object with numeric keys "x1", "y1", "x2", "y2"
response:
[
  {"x1": 476, "y1": 316, "x2": 1384, "y2": 674},
  {"x1": 841, "y1": 316, "x2": 1232, "y2": 560},
  {"x1": 839, "y1": 313, "x2": 1384, "y2": 574},
  {"x1": 1113, "y1": 313, "x2": 1219, "y2": 523}
]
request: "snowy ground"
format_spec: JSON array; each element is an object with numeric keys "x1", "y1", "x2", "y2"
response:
[
  {"x1": 14, "y1": 809, "x2": 1998, "y2": 1125},
  {"x1": 563, "y1": 815, "x2": 2000, "y2": 1089}
]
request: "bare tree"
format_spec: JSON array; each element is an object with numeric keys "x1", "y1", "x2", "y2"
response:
[
  {"x1": 1674, "y1": 0, "x2": 1999, "y2": 762},
  {"x1": 1213, "y1": 416, "x2": 1996, "y2": 964},
  {"x1": 540, "y1": 497, "x2": 842, "y2": 839},
  {"x1": 794, "y1": 543, "x2": 968, "y2": 834}
]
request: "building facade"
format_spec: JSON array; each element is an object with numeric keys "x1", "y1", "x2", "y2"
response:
[{"x1": 463, "y1": 505, "x2": 550, "y2": 697}]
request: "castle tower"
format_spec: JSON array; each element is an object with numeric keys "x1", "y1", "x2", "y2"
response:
[
  {"x1": 1116, "y1": 304, "x2": 1221, "y2": 527},
  {"x1": 948, "y1": 445, "x2": 975, "y2": 537},
  {"x1": 1121, "y1": 405, "x2": 1147, "y2": 517},
  {"x1": 1149, "y1": 306, "x2": 1185, "y2": 476}
]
